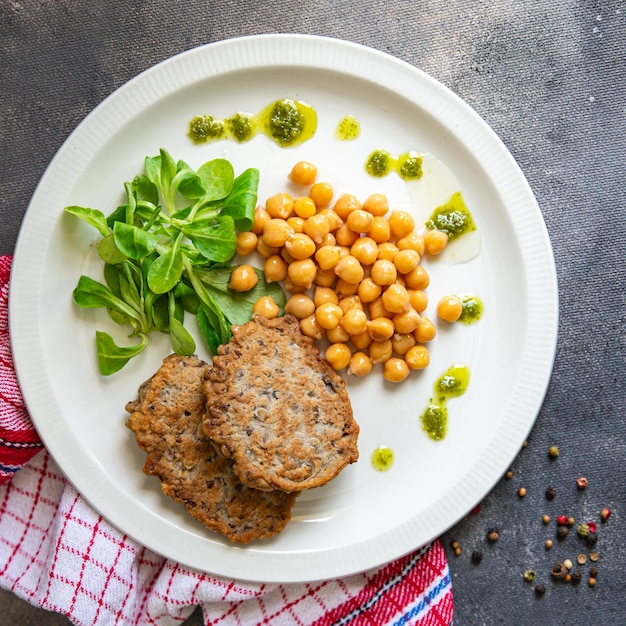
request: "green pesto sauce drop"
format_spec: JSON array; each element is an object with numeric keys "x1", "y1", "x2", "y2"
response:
[
  {"x1": 335, "y1": 114, "x2": 361, "y2": 140},
  {"x1": 420, "y1": 364, "x2": 470, "y2": 440},
  {"x1": 371, "y1": 445, "x2": 395, "y2": 471},
  {"x1": 426, "y1": 191, "x2": 477, "y2": 241},
  {"x1": 188, "y1": 98, "x2": 317, "y2": 147},
  {"x1": 459, "y1": 294, "x2": 484, "y2": 324},
  {"x1": 365, "y1": 150, "x2": 424, "y2": 180}
]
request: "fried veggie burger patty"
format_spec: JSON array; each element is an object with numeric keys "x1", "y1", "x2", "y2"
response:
[
  {"x1": 125, "y1": 354, "x2": 298, "y2": 543},
  {"x1": 203, "y1": 315, "x2": 359, "y2": 493}
]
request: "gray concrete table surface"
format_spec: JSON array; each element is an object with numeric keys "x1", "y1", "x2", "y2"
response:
[{"x1": 1, "y1": 1, "x2": 624, "y2": 625}]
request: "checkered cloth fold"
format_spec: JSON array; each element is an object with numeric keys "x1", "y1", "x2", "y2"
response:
[{"x1": 0, "y1": 254, "x2": 453, "y2": 625}]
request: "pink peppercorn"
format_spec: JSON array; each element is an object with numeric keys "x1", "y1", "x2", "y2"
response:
[
  {"x1": 600, "y1": 508, "x2": 611, "y2": 521},
  {"x1": 556, "y1": 515, "x2": 568, "y2": 526},
  {"x1": 577, "y1": 477, "x2": 589, "y2": 489},
  {"x1": 588, "y1": 521, "x2": 597, "y2": 533}
]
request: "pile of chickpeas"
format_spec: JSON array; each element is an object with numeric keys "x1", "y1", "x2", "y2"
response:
[{"x1": 229, "y1": 161, "x2": 458, "y2": 383}]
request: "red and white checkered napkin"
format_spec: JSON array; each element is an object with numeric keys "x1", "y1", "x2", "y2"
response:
[{"x1": 0, "y1": 254, "x2": 453, "y2": 626}]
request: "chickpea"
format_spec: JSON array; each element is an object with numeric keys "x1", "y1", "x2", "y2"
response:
[
  {"x1": 326, "y1": 325, "x2": 350, "y2": 343},
  {"x1": 325, "y1": 343, "x2": 352, "y2": 371},
  {"x1": 263, "y1": 218, "x2": 293, "y2": 247},
  {"x1": 335, "y1": 255, "x2": 364, "y2": 284},
  {"x1": 333, "y1": 193, "x2": 361, "y2": 220},
  {"x1": 362, "y1": 193, "x2": 389, "y2": 216},
  {"x1": 256, "y1": 237, "x2": 279, "y2": 259},
  {"x1": 285, "y1": 233, "x2": 316, "y2": 259},
  {"x1": 289, "y1": 161, "x2": 317, "y2": 186},
  {"x1": 236, "y1": 231, "x2": 258, "y2": 256},
  {"x1": 405, "y1": 345, "x2": 430, "y2": 370},
  {"x1": 350, "y1": 237, "x2": 379, "y2": 266},
  {"x1": 282, "y1": 276, "x2": 308, "y2": 293},
  {"x1": 252, "y1": 206, "x2": 270, "y2": 235},
  {"x1": 291, "y1": 196, "x2": 316, "y2": 219},
  {"x1": 346, "y1": 209, "x2": 374, "y2": 234},
  {"x1": 392, "y1": 333, "x2": 416, "y2": 355},
  {"x1": 369, "y1": 339, "x2": 393, "y2": 364},
  {"x1": 388, "y1": 210, "x2": 415, "y2": 239},
  {"x1": 309, "y1": 181, "x2": 333, "y2": 208},
  {"x1": 358, "y1": 277, "x2": 382, "y2": 303},
  {"x1": 368, "y1": 317, "x2": 395, "y2": 341},
  {"x1": 317, "y1": 232, "x2": 337, "y2": 248},
  {"x1": 408, "y1": 289, "x2": 428, "y2": 313},
  {"x1": 313, "y1": 286, "x2": 339, "y2": 307},
  {"x1": 437, "y1": 295, "x2": 463, "y2": 323},
  {"x1": 382, "y1": 283, "x2": 411, "y2": 313},
  {"x1": 383, "y1": 358, "x2": 410, "y2": 383},
  {"x1": 287, "y1": 258, "x2": 317, "y2": 288},
  {"x1": 284, "y1": 293, "x2": 315, "y2": 319},
  {"x1": 253, "y1": 295, "x2": 279, "y2": 319},
  {"x1": 369, "y1": 216, "x2": 391, "y2": 243},
  {"x1": 315, "y1": 245, "x2": 342, "y2": 270},
  {"x1": 280, "y1": 246, "x2": 296, "y2": 265},
  {"x1": 393, "y1": 249, "x2": 420, "y2": 274},
  {"x1": 300, "y1": 314, "x2": 325, "y2": 340},
  {"x1": 393, "y1": 308, "x2": 421, "y2": 334},
  {"x1": 397, "y1": 232, "x2": 425, "y2": 256},
  {"x1": 414, "y1": 316, "x2": 436, "y2": 343},
  {"x1": 315, "y1": 302, "x2": 343, "y2": 330},
  {"x1": 368, "y1": 297, "x2": 392, "y2": 320},
  {"x1": 377, "y1": 242, "x2": 398, "y2": 261},
  {"x1": 287, "y1": 216, "x2": 306, "y2": 232},
  {"x1": 335, "y1": 278, "x2": 359, "y2": 296},
  {"x1": 348, "y1": 352, "x2": 373, "y2": 377},
  {"x1": 341, "y1": 308, "x2": 368, "y2": 335},
  {"x1": 318, "y1": 208, "x2": 344, "y2": 232},
  {"x1": 338, "y1": 295, "x2": 363, "y2": 313},
  {"x1": 370, "y1": 259, "x2": 398, "y2": 286},
  {"x1": 404, "y1": 265, "x2": 430, "y2": 290},
  {"x1": 266, "y1": 192, "x2": 294, "y2": 219},
  {"x1": 314, "y1": 266, "x2": 337, "y2": 287},
  {"x1": 424, "y1": 229, "x2": 449, "y2": 255},
  {"x1": 304, "y1": 213, "x2": 330, "y2": 244},
  {"x1": 263, "y1": 254, "x2": 288, "y2": 282},
  {"x1": 350, "y1": 330, "x2": 372, "y2": 350},
  {"x1": 334, "y1": 223, "x2": 360, "y2": 247},
  {"x1": 228, "y1": 264, "x2": 259, "y2": 292}
]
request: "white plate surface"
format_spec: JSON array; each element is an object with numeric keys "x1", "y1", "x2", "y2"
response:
[{"x1": 9, "y1": 34, "x2": 558, "y2": 583}]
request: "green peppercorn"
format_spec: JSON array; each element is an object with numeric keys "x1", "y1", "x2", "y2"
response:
[
  {"x1": 523, "y1": 569, "x2": 535, "y2": 582},
  {"x1": 548, "y1": 445, "x2": 559, "y2": 459},
  {"x1": 577, "y1": 523, "x2": 590, "y2": 537}
]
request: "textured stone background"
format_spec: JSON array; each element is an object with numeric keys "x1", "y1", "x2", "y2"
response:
[{"x1": 1, "y1": 1, "x2": 624, "y2": 624}]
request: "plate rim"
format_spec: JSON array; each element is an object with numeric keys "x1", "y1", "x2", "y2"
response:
[{"x1": 9, "y1": 33, "x2": 559, "y2": 583}]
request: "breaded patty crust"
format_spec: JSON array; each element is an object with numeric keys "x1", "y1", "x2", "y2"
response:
[
  {"x1": 125, "y1": 353, "x2": 297, "y2": 543},
  {"x1": 203, "y1": 315, "x2": 359, "y2": 492}
]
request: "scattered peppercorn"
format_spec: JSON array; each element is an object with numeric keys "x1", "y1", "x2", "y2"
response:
[
  {"x1": 487, "y1": 528, "x2": 500, "y2": 542},
  {"x1": 571, "y1": 570, "x2": 582, "y2": 584},
  {"x1": 517, "y1": 487, "x2": 527, "y2": 498},
  {"x1": 564, "y1": 573, "x2": 572, "y2": 583},
  {"x1": 551, "y1": 563, "x2": 567, "y2": 579},
  {"x1": 450, "y1": 540, "x2": 460, "y2": 549},
  {"x1": 454, "y1": 547, "x2": 462, "y2": 556},
  {"x1": 576, "y1": 477, "x2": 588, "y2": 490},
  {"x1": 600, "y1": 507, "x2": 611, "y2": 522},
  {"x1": 590, "y1": 566, "x2": 599, "y2": 578},
  {"x1": 471, "y1": 550, "x2": 483, "y2": 565},
  {"x1": 545, "y1": 539, "x2": 553, "y2": 550},
  {"x1": 556, "y1": 515, "x2": 568, "y2": 526},
  {"x1": 567, "y1": 516, "x2": 576, "y2": 527},
  {"x1": 534, "y1": 583, "x2": 546, "y2": 595},
  {"x1": 586, "y1": 532, "x2": 598, "y2": 547},
  {"x1": 523, "y1": 569, "x2": 536, "y2": 582},
  {"x1": 542, "y1": 514, "x2": 551, "y2": 524},
  {"x1": 557, "y1": 526, "x2": 569, "y2": 539},
  {"x1": 548, "y1": 445, "x2": 560, "y2": 459},
  {"x1": 588, "y1": 577, "x2": 597, "y2": 587},
  {"x1": 545, "y1": 486, "x2": 556, "y2": 500},
  {"x1": 577, "y1": 554, "x2": 587, "y2": 565},
  {"x1": 587, "y1": 521, "x2": 597, "y2": 533},
  {"x1": 505, "y1": 470, "x2": 513, "y2": 480},
  {"x1": 577, "y1": 523, "x2": 590, "y2": 537},
  {"x1": 563, "y1": 558, "x2": 573, "y2": 570},
  {"x1": 590, "y1": 552, "x2": 600, "y2": 562}
]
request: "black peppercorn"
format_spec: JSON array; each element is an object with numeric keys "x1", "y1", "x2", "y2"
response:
[
  {"x1": 571, "y1": 570, "x2": 582, "y2": 584},
  {"x1": 586, "y1": 532, "x2": 598, "y2": 547},
  {"x1": 557, "y1": 526, "x2": 569, "y2": 539},
  {"x1": 534, "y1": 583, "x2": 546, "y2": 595},
  {"x1": 590, "y1": 566, "x2": 599, "y2": 578},
  {"x1": 471, "y1": 550, "x2": 483, "y2": 565},
  {"x1": 545, "y1": 486, "x2": 556, "y2": 500}
]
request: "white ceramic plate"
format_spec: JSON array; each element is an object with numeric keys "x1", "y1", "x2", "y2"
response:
[{"x1": 9, "y1": 34, "x2": 558, "y2": 583}]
